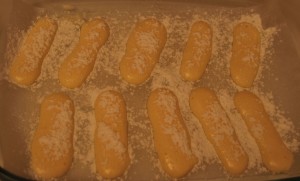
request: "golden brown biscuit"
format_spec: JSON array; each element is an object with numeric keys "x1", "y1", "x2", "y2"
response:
[
  {"x1": 9, "y1": 17, "x2": 57, "y2": 86},
  {"x1": 234, "y1": 90, "x2": 294, "y2": 172},
  {"x1": 59, "y1": 18, "x2": 109, "y2": 88},
  {"x1": 180, "y1": 21, "x2": 212, "y2": 81},
  {"x1": 120, "y1": 18, "x2": 167, "y2": 85},
  {"x1": 230, "y1": 22, "x2": 260, "y2": 88},
  {"x1": 94, "y1": 90, "x2": 130, "y2": 178},
  {"x1": 147, "y1": 88, "x2": 197, "y2": 178},
  {"x1": 31, "y1": 93, "x2": 74, "y2": 179},
  {"x1": 190, "y1": 88, "x2": 248, "y2": 175}
]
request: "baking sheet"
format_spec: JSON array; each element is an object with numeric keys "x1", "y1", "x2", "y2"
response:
[{"x1": 0, "y1": 0, "x2": 300, "y2": 180}]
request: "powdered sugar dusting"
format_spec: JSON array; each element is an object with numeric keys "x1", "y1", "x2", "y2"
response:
[
  {"x1": 2, "y1": 2, "x2": 300, "y2": 180},
  {"x1": 97, "y1": 122, "x2": 126, "y2": 158},
  {"x1": 154, "y1": 89, "x2": 193, "y2": 156},
  {"x1": 136, "y1": 31, "x2": 159, "y2": 54},
  {"x1": 19, "y1": 19, "x2": 57, "y2": 73},
  {"x1": 97, "y1": 91, "x2": 121, "y2": 115},
  {"x1": 38, "y1": 99, "x2": 73, "y2": 161}
]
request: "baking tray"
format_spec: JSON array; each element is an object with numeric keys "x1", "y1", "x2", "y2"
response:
[{"x1": 0, "y1": 0, "x2": 300, "y2": 180}]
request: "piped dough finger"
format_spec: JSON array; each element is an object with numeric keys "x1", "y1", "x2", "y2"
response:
[
  {"x1": 31, "y1": 93, "x2": 74, "y2": 179},
  {"x1": 180, "y1": 21, "x2": 212, "y2": 81},
  {"x1": 59, "y1": 18, "x2": 109, "y2": 89},
  {"x1": 147, "y1": 88, "x2": 197, "y2": 178},
  {"x1": 234, "y1": 91, "x2": 294, "y2": 172},
  {"x1": 94, "y1": 90, "x2": 130, "y2": 178},
  {"x1": 120, "y1": 18, "x2": 167, "y2": 85},
  {"x1": 189, "y1": 88, "x2": 248, "y2": 175},
  {"x1": 9, "y1": 17, "x2": 57, "y2": 86},
  {"x1": 230, "y1": 22, "x2": 260, "y2": 88}
]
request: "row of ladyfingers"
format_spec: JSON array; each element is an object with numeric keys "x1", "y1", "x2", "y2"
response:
[
  {"x1": 31, "y1": 88, "x2": 293, "y2": 180},
  {"x1": 9, "y1": 16, "x2": 259, "y2": 88}
]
